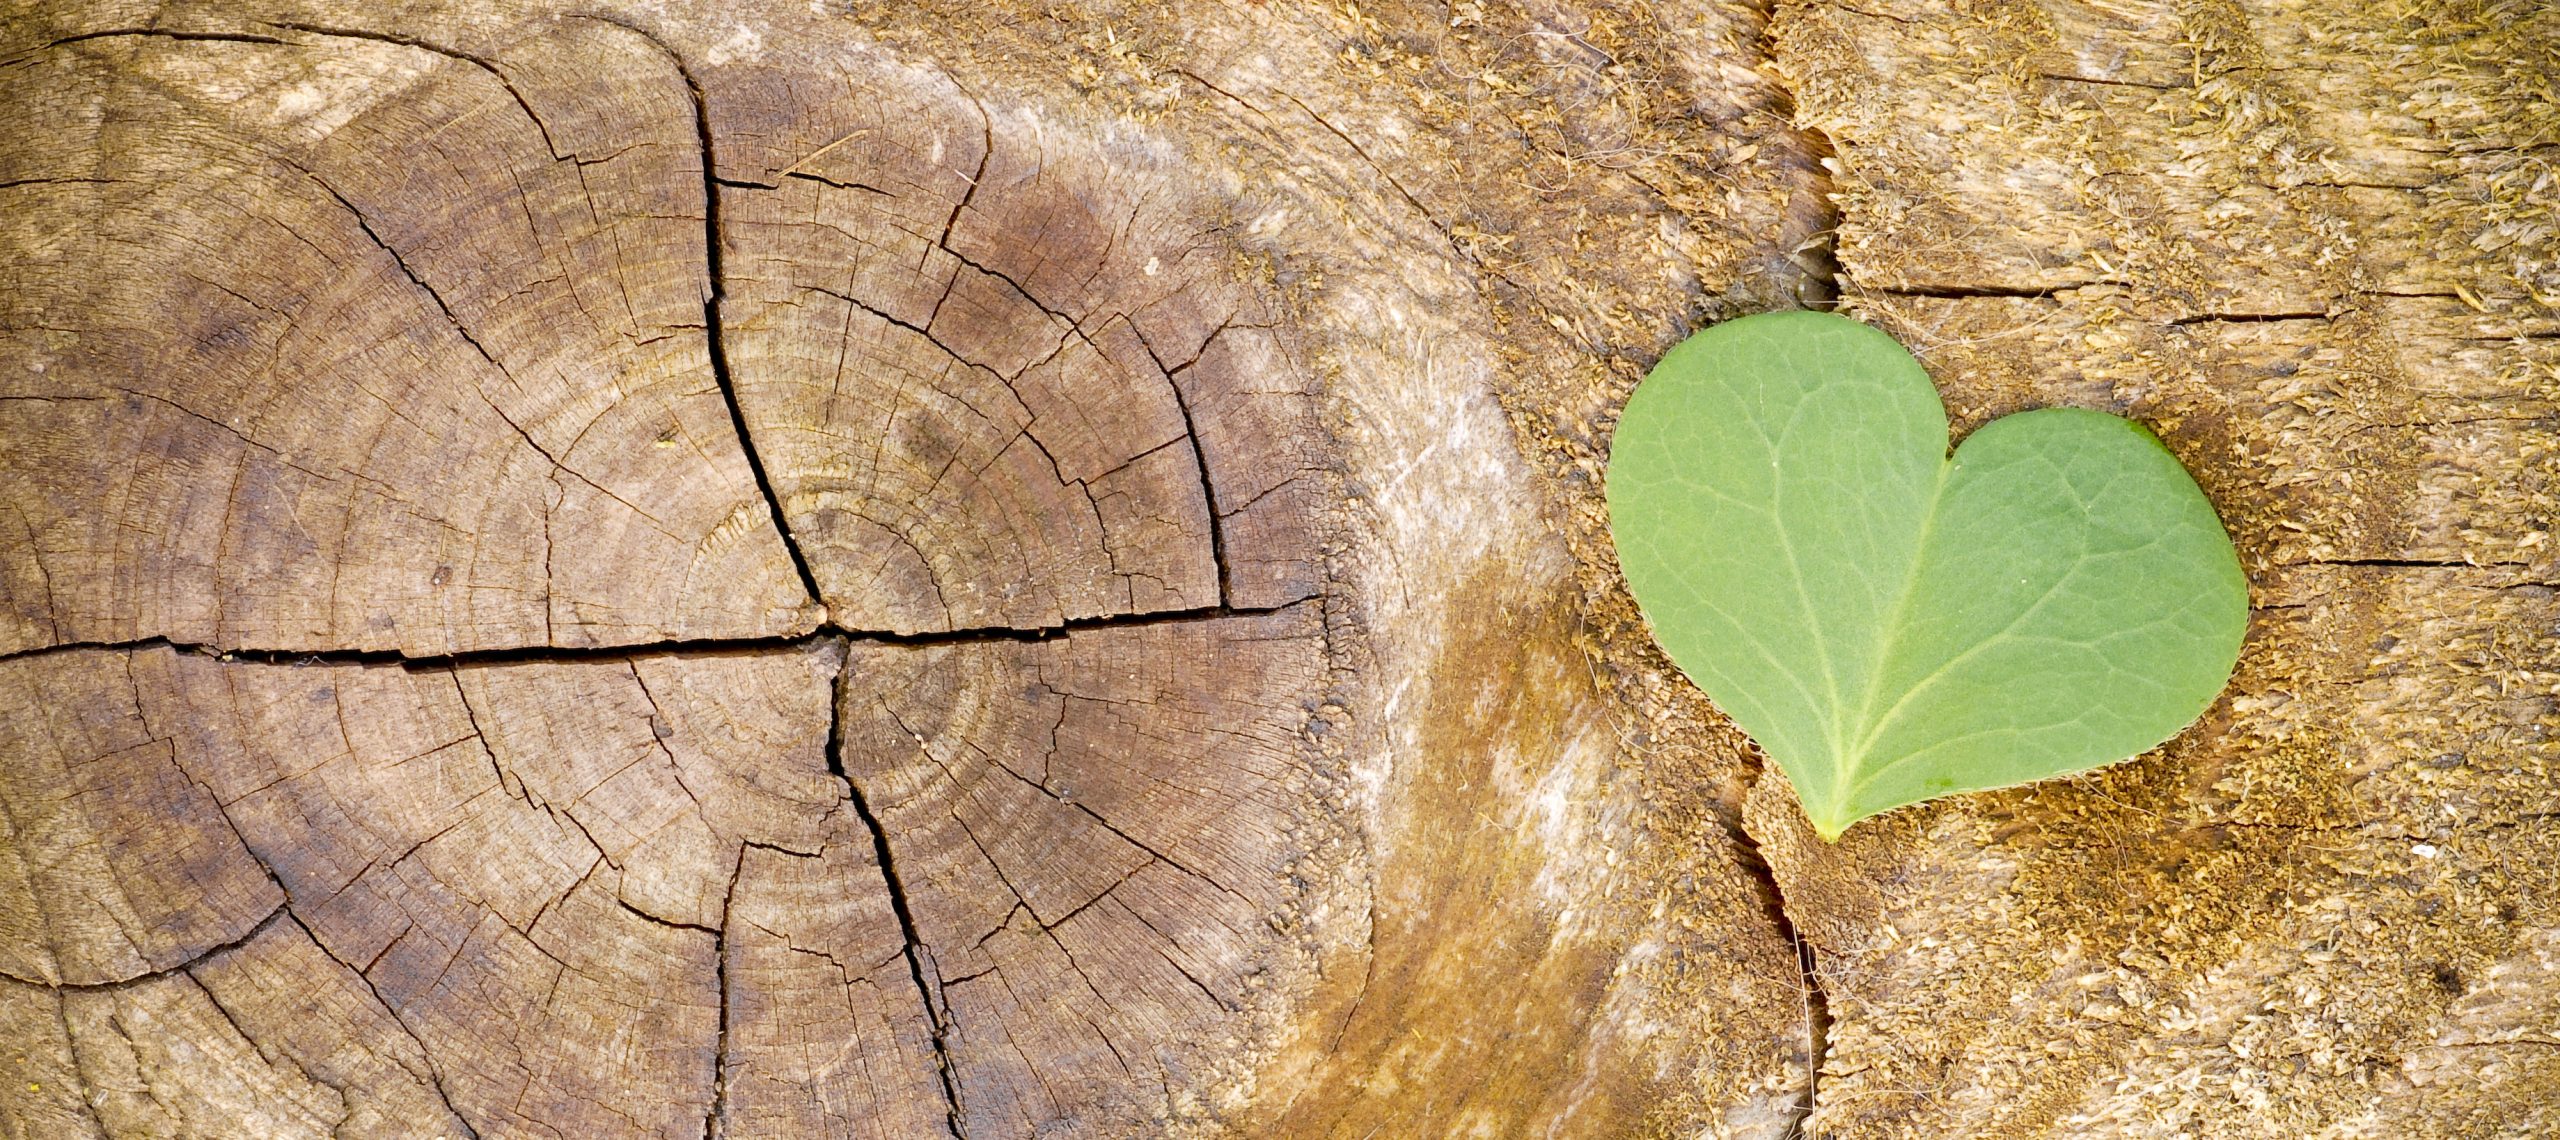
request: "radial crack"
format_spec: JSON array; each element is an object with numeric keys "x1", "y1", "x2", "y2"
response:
[
  {"x1": 0, "y1": 905, "x2": 290, "y2": 992},
  {"x1": 280, "y1": 910, "x2": 485, "y2": 1140},
  {"x1": 0, "y1": 593, "x2": 1322, "y2": 669},
  {"x1": 1127, "y1": 324, "x2": 1236, "y2": 604},
  {"x1": 1740, "y1": 30, "x2": 1847, "y2": 1128},
  {"x1": 704, "y1": 854, "x2": 739, "y2": 1140},
  {"x1": 563, "y1": 12, "x2": 828, "y2": 614},
  {"x1": 825, "y1": 650, "x2": 968, "y2": 1138},
  {"x1": 1729, "y1": 809, "x2": 1829, "y2": 1140}
]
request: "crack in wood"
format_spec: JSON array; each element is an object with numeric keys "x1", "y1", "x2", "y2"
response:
[
  {"x1": 266, "y1": 22, "x2": 564, "y2": 159},
  {"x1": 2167, "y1": 310, "x2": 2333, "y2": 325},
  {"x1": 581, "y1": 13, "x2": 836, "y2": 616},
  {"x1": 2294, "y1": 557, "x2": 2532, "y2": 570},
  {"x1": 0, "y1": 597, "x2": 1321, "y2": 670},
  {"x1": 826, "y1": 652, "x2": 969, "y2": 1139},
  {"x1": 1871, "y1": 281, "x2": 2116, "y2": 300},
  {"x1": 1129, "y1": 323, "x2": 1238, "y2": 604},
  {"x1": 939, "y1": 85, "x2": 993, "y2": 254},
  {"x1": 280, "y1": 910, "x2": 486, "y2": 1140},
  {"x1": 38, "y1": 27, "x2": 286, "y2": 49},
  {"x1": 1747, "y1": 31, "x2": 1843, "y2": 1127},
  {"x1": 1730, "y1": 809, "x2": 1829, "y2": 1140},
  {"x1": 0, "y1": 905, "x2": 292, "y2": 992},
  {"x1": 704, "y1": 854, "x2": 740, "y2": 1140}
]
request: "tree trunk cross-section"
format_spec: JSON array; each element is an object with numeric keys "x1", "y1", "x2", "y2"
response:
[
  {"x1": 2, "y1": 0, "x2": 2555, "y2": 1138},
  {"x1": 4, "y1": 1, "x2": 1815, "y2": 1135}
]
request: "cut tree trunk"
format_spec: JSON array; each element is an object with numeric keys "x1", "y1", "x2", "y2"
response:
[{"x1": 0, "y1": 1, "x2": 2551, "y2": 1138}]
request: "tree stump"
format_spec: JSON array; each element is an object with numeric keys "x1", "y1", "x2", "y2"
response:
[{"x1": 1, "y1": 1, "x2": 2551, "y2": 1138}]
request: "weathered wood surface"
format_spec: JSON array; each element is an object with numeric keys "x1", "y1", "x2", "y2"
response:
[
  {"x1": 1755, "y1": 2, "x2": 2560, "y2": 1136},
  {"x1": 0, "y1": 0, "x2": 2551, "y2": 1138},
  {"x1": 0, "y1": 1, "x2": 1813, "y2": 1135}
]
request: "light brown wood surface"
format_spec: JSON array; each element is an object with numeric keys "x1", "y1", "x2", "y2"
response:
[{"x1": 1, "y1": 0, "x2": 2551, "y2": 1137}]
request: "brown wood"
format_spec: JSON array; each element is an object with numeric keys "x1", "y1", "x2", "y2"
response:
[
  {"x1": 1754, "y1": 2, "x2": 2560, "y2": 1135},
  {"x1": 1, "y1": 0, "x2": 2551, "y2": 1138}
]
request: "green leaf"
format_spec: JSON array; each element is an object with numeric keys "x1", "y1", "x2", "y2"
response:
[{"x1": 1606, "y1": 311, "x2": 2248, "y2": 840}]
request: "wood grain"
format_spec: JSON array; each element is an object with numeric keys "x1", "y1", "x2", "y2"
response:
[
  {"x1": 2, "y1": 4, "x2": 1816, "y2": 1134},
  {"x1": 2, "y1": 0, "x2": 2547, "y2": 1136},
  {"x1": 0, "y1": 21, "x2": 819, "y2": 656},
  {"x1": 1758, "y1": 1, "x2": 2560, "y2": 1135}
]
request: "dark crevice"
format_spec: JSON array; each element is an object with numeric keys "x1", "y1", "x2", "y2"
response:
[
  {"x1": 562, "y1": 12, "x2": 828, "y2": 615},
  {"x1": 940, "y1": 86, "x2": 994, "y2": 253},
  {"x1": 1728, "y1": 810, "x2": 1828, "y2": 1140},
  {"x1": 782, "y1": 170, "x2": 891, "y2": 195},
  {"x1": 1749, "y1": 24, "x2": 1837, "y2": 1133},
  {"x1": 1732, "y1": 4, "x2": 1844, "y2": 312},
  {"x1": 0, "y1": 632, "x2": 823, "y2": 671},
  {"x1": 936, "y1": 241, "x2": 1079, "y2": 332},
  {"x1": 1128, "y1": 325, "x2": 1236, "y2": 603},
  {"x1": 36, "y1": 28, "x2": 286, "y2": 50},
  {"x1": 1871, "y1": 281, "x2": 2113, "y2": 300},
  {"x1": 612, "y1": 897, "x2": 720, "y2": 938},
  {"x1": 825, "y1": 655, "x2": 968, "y2": 1139},
  {"x1": 2169, "y1": 310, "x2": 2331, "y2": 325},
  {"x1": 265, "y1": 23, "x2": 562, "y2": 159},
  {"x1": 1167, "y1": 66, "x2": 1257, "y2": 117},
  {"x1": 0, "y1": 596, "x2": 1319, "y2": 671},
  {"x1": 677, "y1": 38, "x2": 823, "y2": 612},
  {"x1": 2296, "y1": 557, "x2": 2524, "y2": 570},
  {"x1": 702, "y1": 206, "x2": 828, "y2": 612},
  {"x1": 0, "y1": 176, "x2": 121, "y2": 191},
  {"x1": 300, "y1": 175, "x2": 501, "y2": 367},
  {"x1": 4, "y1": 905, "x2": 290, "y2": 992},
  {"x1": 1779, "y1": 116, "x2": 1843, "y2": 309},
  {"x1": 836, "y1": 597, "x2": 1314, "y2": 648},
  {"x1": 703, "y1": 858, "x2": 739, "y2": 1140}
]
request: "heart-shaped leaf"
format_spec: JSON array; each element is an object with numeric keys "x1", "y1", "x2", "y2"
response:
[{"x1": 1607, "y1": 311, "x2": 2248, "y2": 840}]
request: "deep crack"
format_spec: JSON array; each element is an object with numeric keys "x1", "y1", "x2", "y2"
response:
[
  {"x1": 675, "y1": 45, "x2": 826, "y2": 613},
  {"x1": 1746, "y1": 15, "x2": 1843, "y2": 1127},
  {"x1": 2, "y1": 905, "x2": 291, "y2": 992},
  {"x1": 1729, "y1": 810, "x2": 1829, "y2": 1140},
  {"x1": 267, "y1": 23, "x2": 561, "y2": 159},
  {"x1": 0, "y1": 597, "x2": 1321, "y2": 671},
  {"x1": 704, "y1": 856, "x2": 739, "y2": 1140},
  {"x1": 826, "y1": 651, "x2": 968, "y2": 1139},
  {"x1": 1127, "y1": 324, "x2": 1237, "y2": 605},
  {"x1": 565, "y1": 12, "x2": 829, "y2": 614},
  {"x1": 41, "y1": 28, "x2": 285, "y2": 49}
]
